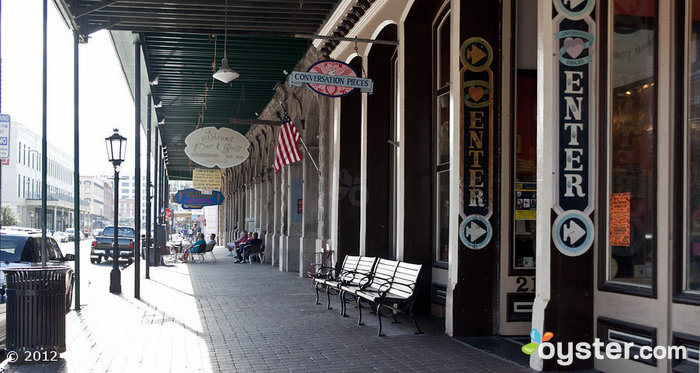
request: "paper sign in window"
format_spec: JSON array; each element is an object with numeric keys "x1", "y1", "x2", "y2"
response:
[{"x1": 609, "y1": 192, "x2": 631, "y2": 247}]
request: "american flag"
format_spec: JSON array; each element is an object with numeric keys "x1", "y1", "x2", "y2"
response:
[{"x1": 273, "y1": 111, "x2": 302, "y2": 173}]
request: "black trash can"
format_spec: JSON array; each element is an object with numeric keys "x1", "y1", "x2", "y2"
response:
[{"x1": 2, "y1": 267, "x2": 71, "y2": 354}]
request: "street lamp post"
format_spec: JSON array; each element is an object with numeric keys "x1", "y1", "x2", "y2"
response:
[{"x1": 106, "y1": 129, "x2": 127, "y2": 294}]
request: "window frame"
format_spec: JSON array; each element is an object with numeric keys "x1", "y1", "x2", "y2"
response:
[
  {"x1": 597, "y1": 0, "x2": 659, "y2": 298},
  {"x1": 673, "y1": 0, "x2": 700, "y2": 305}
]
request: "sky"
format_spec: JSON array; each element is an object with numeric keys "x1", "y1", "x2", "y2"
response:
[{"x1": 1, "y1": 0, "x2": 145, "y2": 177}]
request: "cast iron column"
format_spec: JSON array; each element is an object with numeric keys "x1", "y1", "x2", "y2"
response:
[
  {"x1": 41, "y1": 0, "x2": 48, "y2": 266},
  {"x1": 146, "y1": 94, "x2": 152, "y2": 278},
  {"x1": 133, "y1": 37, "x2": 141, "y2": 299},
  {"x1": 73, "y1": 30, "x2": 81, "y2": 310},
  {"x1": 110, "y1": 170, "x2": 121, "y2": 293}
]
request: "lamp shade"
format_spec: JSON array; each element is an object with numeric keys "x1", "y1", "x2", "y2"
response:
[
  {"x1": 105, "y1": 129, "x2": 127, "y2": 167},
  {"x1": 213, "y1": 57, "x2": 239, "y2": 83}
]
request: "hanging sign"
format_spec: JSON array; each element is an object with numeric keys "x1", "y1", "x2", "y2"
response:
[
  {"x1": 192, "y1": 168, "x2": 222, "y2": 191},
  {"x1": 173, "y1": 188, "x2": 224, "y2": 207},
  {"x1": 184, "y1": 126, "x2": 249, "y2": 168},
  {"x1": 459, "y1": 37, "x2": 494, "y2": 250},
  {"x1": 551, "y1": 0, "x2": 596, "y2": 257},
  {"x1": 164, "y1": 208, "x2": 173, "y2": 221},
  {"x1": 0, "y1": 114, "x2": 10, "y2": 160},
  {"x1": 289, "y1": 60, "x2": 373, "y2": 97}
]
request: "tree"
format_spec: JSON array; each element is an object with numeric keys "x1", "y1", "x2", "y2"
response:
[{"x1": 1, "y1": 205, "x2": 18, "y2": 226}]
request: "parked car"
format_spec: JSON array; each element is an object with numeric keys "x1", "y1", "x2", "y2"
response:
[
  {"x1": 65, "y1": 228, "x2": 76, "y2": 241},
  {"x1": 52, "y1": 231, "x2": 69, "y2": 243},
  {"x1": 91, "y1": 226, "x2": 135, "y2": 264},
  {"x1": 0, "y1": 230, "x2": 75, "y2": 312}
]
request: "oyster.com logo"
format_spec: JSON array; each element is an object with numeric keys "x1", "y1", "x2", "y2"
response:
[{"x1": 522, "y1": 329, "x2": 554, "y2": 355}]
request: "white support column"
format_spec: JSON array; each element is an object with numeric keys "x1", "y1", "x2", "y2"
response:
[
  {"x1": 330, "y1": 98, "x2": 341, "y2": 261},
  {"x1": 279, "y1": 167, "x2": 288, "y2": 271},
  {"x1": 445, "y1": 0, "x2": 461, "y2": 337},
  {"x1": 359, "y1": 57, "x2": 369, "y2": 256},
  {"x1": 530, "y1": 0, "x2": 556, "y2": 369}
]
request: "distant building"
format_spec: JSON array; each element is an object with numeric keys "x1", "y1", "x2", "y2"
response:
[
  {"x1": 0, "y1": 121, "x2": 88, "y2": 231},
  {"x1": 80, "y1": 175, "x2": 112, "y2": 230}
]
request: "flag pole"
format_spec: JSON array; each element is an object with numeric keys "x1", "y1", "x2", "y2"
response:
[{"x1": 279, "y1": 102, "x2": 321, "y2": 176}]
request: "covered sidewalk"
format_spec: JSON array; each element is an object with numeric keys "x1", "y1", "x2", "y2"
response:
[{"x1": 5, "y1": 246, "x2": 531, "y2": 372}]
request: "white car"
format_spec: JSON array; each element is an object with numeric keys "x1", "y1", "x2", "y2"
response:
[{"x1": 52, "y1": 232, "x2": 69, "y2": 243}]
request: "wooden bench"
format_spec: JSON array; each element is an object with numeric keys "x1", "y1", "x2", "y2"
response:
[{"x1": 315, "y1": 255, "x2": 423, "y2": 336}]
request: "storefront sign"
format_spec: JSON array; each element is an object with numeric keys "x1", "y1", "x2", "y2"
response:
[
  {"x1": 164, "y1": 208, "x2": 172, "y2": 221},
  {"x1": 173, "y1": 188, "x2": 224, "y2": 207},
  {"x1": 184, "y1": 126, "x2": 249, "y2": 168},
  {"x1": 515, "y1": 182, "x2": 537, "y2": 221},
  {"x1": 192, "y1": 168, "x2": 222, "y2": 191},
  {"x1": 289, "y1": 60, "x2": 373, "y2": 97},
  {"x1": 609, "y1": 192, "x2": 630, "y2": 247},
  {"x1": 0, "y1": 114, "x2": 10, "y2": 159},
  {"x1": 459, "y1": 37, "x2": 494, "y2": 250},
  {"x1": 551, "y1": 0, "x2": 596, "y2": 256}
]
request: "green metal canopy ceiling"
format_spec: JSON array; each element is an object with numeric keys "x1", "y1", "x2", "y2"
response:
[{"x1": 52, "y1": 0, "x2": 344, "y2": 179}]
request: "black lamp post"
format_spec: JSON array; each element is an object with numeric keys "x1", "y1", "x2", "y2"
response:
[{"x1": 106, "y1": 129, "x2": 126, "y2": 294}]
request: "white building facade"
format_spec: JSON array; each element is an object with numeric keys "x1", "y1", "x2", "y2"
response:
[{"x1": 1, "y1": 121, "x2": 86, "y2": 231}]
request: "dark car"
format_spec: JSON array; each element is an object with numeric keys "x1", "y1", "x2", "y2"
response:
[{"x1": 0, "y1": 230, "x2": 75, "y2": 312}]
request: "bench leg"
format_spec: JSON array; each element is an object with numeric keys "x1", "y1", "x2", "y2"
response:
[
  {"x1": 357, "y1": 298, "x2": 364, "y2": 326},
  {"x1": 376, "y1": 303, "x2": 385, "y2": 337},
  {"x1": 340, "y1": 291, "x2": 348, "y2": 317},
  {"x1": 314, "y1": 283, "x2": 321, "y2": 305},
  {"x1": 392, "y1": 312, "x2": 400, "y2": 324},
  {"x1": 326, "y1": 286, "x2": 333, "y2": 310},
  {"x1": 410, "y1": 305, "x2": 424, "y2": 335}
]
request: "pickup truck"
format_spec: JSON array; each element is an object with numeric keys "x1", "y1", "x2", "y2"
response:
[{"x1": 90, "y1": 226, "x2": 135, "y2": 264}]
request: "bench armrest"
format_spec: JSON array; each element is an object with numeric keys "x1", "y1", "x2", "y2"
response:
[
  {"x1": 341, "y1": 271, "x2": 371, "y2": 286},
  {"x1": 377, "y1": 280, "x2": 416, "y2": 299}
]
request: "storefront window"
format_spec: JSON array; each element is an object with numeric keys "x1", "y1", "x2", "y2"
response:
[
  {"x1": 606, "y1": 0, "x2": 656, "y2": 287},
  {"x1": 434, "y1": 8, "x2": 450, "y2": 263},
  {"x1": 513, "y1": 71, "x2": 537, "y2": 272},
  {"x1": 684, "y1": 0, "x2": 700, "y2": 293},
  {"x1": 437, "y1": 11, "x2": 450, "y2": 89},
  {"x1": 437, "y1": 171, "x2": 449, "y2": 262}
]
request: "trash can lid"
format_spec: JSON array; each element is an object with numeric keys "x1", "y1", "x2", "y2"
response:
[{"x1": 1, "y1": 266, "x2": 72, "y2": 273}]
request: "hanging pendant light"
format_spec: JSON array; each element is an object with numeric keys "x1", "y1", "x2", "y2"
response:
[{"x1": 213, "y1": 0, "x2": 239, "y2": 83}]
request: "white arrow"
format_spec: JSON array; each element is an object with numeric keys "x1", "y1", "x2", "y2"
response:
[
  {"x1": 563, "y1": 220, "x2": 586, "y2": 245},
  {"x1": 465, "y1": 221, "x2": 487, "y2": 242}
]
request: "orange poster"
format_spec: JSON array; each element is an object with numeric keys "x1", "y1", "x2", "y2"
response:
[{"x1": 609, "y1": 192, "x2": 631, "y2": 247}]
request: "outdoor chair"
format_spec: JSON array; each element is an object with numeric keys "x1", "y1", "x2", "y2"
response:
[
  {"x1": 200, "y1": 241, "x2": 216, "y2": 262},
  {"x1": 247, "y1": 241, "x2": 264, "y2": 263},
  {"x1": 189, "y1": 241, "x2": 211, "y2": 263}
]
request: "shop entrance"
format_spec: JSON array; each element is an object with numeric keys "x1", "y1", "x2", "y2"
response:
[{"x1": 498, "y1": 0, "x2": 538, "y2": 337}]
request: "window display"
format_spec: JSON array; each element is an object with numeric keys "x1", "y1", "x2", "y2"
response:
[{"x1": 606, "y1": 0, "x2": 656, "y2": 287}]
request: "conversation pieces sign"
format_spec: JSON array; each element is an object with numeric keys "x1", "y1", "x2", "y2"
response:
[
  {"x1": 459, "y1": 37, "x2": 494, "y2": 250},
  {"x1": 289, "y1": 60, "x2": 373, "y2": 97},
  {"x1": 551, "y1": 0, "x2": 596, "y2": 256},
  {"x1": 174, "y1": 188, "x2": 224, "y2": 209},
  {"x1": 185, "y1": 127, "x2": 250, "y2": 168}
]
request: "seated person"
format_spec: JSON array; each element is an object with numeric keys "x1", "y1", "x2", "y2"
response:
[
  {"x1": 226, "y1": 231, "x2": 248, "y2": 257},
  {"x1": 180, "y1": 233, "x2": 206, "y2": 263},
  {"x1": 237, "y1": 232, "x2": 263, "y2": 263},
  {"x1": 207, "y1": 233, "x2": 216, "y2": 248}
]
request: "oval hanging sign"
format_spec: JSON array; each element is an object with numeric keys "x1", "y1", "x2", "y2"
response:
[
  {"x1": 184, "y1": 126, "x2": 250, "y2": 168},
  {"x1": 288, "y1": 60, "x2": 373, "y2": 97}
]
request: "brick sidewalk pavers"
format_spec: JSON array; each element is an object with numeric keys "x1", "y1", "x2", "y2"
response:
[{"x1": 5, "y1": 247, "x2": 532, "y2": 373}]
